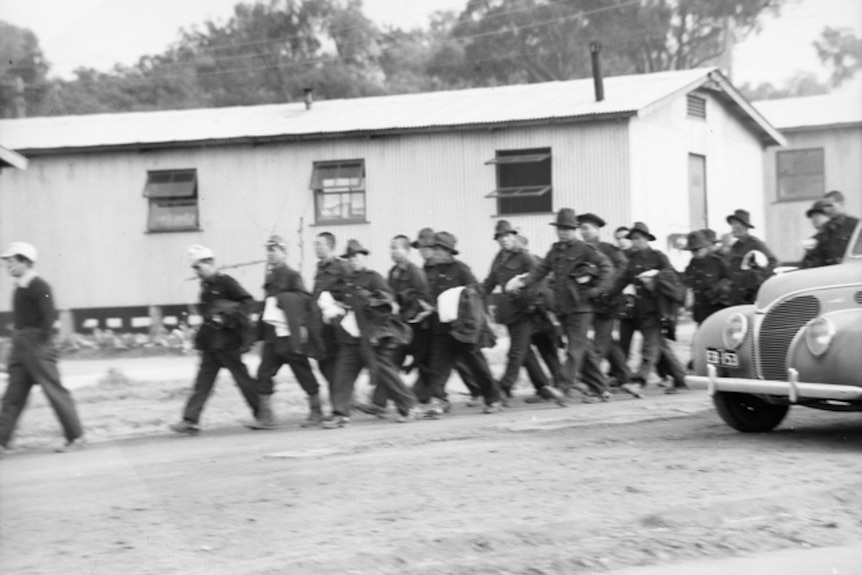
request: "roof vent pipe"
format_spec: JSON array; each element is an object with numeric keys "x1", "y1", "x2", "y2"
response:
[
  {"x1": 589, "y1": 42, "x2": 604, "y2": 102},
  {"x1": 303, "y1": 88, "x2": 313, "y2": 110}
]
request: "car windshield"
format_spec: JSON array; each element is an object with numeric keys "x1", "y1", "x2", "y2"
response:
[{"x1": 852, "y1": 223, "x2": 862, "y2": 258}]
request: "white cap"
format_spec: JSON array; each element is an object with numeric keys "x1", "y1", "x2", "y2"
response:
[
  {"x1": 0, "y1": 241, "x2": 38, "y2": 262},
  {"x1": 188, "y1": 244, "x2": 215, "y2": 264},
  {"x1": 637, "y1": 269, "x2": 659, "y2": 280}
]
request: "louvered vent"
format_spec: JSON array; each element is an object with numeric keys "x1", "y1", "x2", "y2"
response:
[
  {"x1": 687, "y1": 95, "x2": 706, "y2": 118},
  {"x1": 855, "y1": 291, "x2": 862, "y2": 305}
]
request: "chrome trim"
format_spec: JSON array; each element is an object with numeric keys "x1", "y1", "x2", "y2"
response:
[
  {"x1": 758, "y1": 281, "x2": 862, "y2": 315},
  {"x1": 788, "y1": 368, "x2": 799, "y2": 403},
  {"x1": 685, "y1": 374, "x2": 862, "y2": 401}
]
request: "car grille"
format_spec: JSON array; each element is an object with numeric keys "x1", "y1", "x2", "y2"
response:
[
  {"x1": 758, "y1": 295, "x2": 820, "y2": 380},
  {"x1": 855, "y1": 291, "x2": 862, "y2": 305}
]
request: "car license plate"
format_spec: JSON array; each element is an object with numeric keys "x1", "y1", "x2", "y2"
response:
[{"x1": 706, "y1": 348, "x2": 739, "y2": 367}]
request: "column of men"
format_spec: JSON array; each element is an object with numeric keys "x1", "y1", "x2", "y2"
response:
[{"x1": 3, "y1": 194, "x2": 854, "y2": 448}]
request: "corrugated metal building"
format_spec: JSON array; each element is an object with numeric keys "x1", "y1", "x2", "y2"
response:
[
  {"x1": 0, "y1": 67, "x2": 782, "y2": 332},
  {"x1": 754, "y1": 93, "x2": 862, "y2": 263}
]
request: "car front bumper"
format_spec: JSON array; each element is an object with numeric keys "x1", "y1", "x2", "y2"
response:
[{"x1": 685, "y1": 365, "x2": 862, "y2": 403}]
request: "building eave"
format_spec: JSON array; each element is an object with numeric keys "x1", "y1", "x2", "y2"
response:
[{"x1": 11, "y1": 112, "x2": 637, "y2": 157}]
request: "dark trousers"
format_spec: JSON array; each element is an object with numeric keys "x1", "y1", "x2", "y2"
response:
[
  {"x1": 317, "y1": 324, "x2": 339, "y2": 386},
  {"x1": 182, "y1": 348, "x2": 259, "y2": 424},
  {"x1": 333, "y1": 341, "x2": 416, "y2": 416},
  {"x1": 0, "y1": 335, "x2": 83, "y2": 445},
  {"x1": 407, "y1": 326, "x2": 480, "y2": 403},
  {"x1": 592, "y1": 314, "x2": 631, "y2": 383},
  {"x1": 500, "y1": 318, "x2": 549, "y2": 392},
  {"x1": 619, "y1": 315, "x2": 686, "y2": 385},
  {"x1": 427, "y1": 332, "x2": 500, "y2": 406},
  {"x1": 256, "y1": 338, "x2": 320, "y2": 397},
  {"x1": 561, "y1": 312, "x2": 608, "y2": 395},
  {"x1": 531, "y1": 329, "x2": 565, "y2": 387}
]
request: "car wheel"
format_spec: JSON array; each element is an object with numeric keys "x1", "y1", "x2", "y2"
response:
[{"x1": 712, "y1": 392, "x2": 789, "y2": 433}]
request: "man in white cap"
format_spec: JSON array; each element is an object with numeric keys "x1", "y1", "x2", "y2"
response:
[
  {"x1": 169, "y1": 245, "x2": 260, "y2": 435},
  {"x1": 0, "y1": 242, "x2": 85, "y2": 454}
]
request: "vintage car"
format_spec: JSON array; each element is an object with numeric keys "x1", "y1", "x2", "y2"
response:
[{"x1": 686, "y1": 221, "x2": 862, "y2": 432}]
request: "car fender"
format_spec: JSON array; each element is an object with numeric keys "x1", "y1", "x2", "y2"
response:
[
  {"x1": 787, "y1": 308, "x2": 862, "y2": 386},
  {"x1": 691, "y1": 305, "x2": 756, "y2": 377}
]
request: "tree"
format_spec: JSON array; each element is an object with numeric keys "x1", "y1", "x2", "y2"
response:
[
  {"x1": 0, "y1": 21, "x2": 52, "y2": 118},
  {"x1": 814, "y1": 26, "x2": 862, "y2": 87},
  {"x1": 441, "y1": 0, "x2": 785, "y2": 87},
  {"x1": 738, "y1": 72, "x2": 830, "y2": 101}
]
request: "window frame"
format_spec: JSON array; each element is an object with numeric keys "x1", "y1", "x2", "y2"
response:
[
  {"x1": 143, "y1": 169, "x2": 200, "y2": 233},
  {"x1": 487, "y1": 147, "x2": 553, "y2": 216},
  {"x1": 775, "y1": 148, "x2": 825, "y2": 202},
  {"x1": 310, "y1": 159, "x2": 367, "y2": 225}
]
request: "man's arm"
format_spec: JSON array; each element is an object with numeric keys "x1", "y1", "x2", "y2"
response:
[{"x1": 34, "y1": 279, "x2": 57, "y2": 341}]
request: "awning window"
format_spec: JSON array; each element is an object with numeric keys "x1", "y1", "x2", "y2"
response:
[
  {"x1": 143, "y1": 170, "x2": 197, "y2": 198},
  {"x1": 485, "y1": 186, "x2": 551, "y2": 198},
  {"x1": 310, "y1": 161, "x2": 365, "y2": 192},
  {"x1": 484, "y1": 153, "x2": 551, "y2": 165}
]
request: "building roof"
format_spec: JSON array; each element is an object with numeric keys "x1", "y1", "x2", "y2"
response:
[
  {"x1": 0, "y1": 145, "x2": 27, "y2": 170},
  {"x1": 754, "y1": 92, "x2": 862, "y2": 131},
  {"x1": 0, "y1": 67, "x2": 783, "y2": 154}
]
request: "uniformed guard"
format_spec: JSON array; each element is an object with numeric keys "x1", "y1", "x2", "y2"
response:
[
  {"x1": 577, "y1": 212, "x2": 631, "y2": 388},
  {"x1": 483, "y1": 220, "x2": 565, "y2": 406},
  {"x1": 322, "y1": 240, "x2": 417, "y2": 428},
  {"x1": 682, "y1": 231, "x2": 730, "y2": 324},
  {"x1": 617, "y1": 223, "x2": 687, "y2": 397},
  {"x1": 247, "y1": 235, "x2": 323, "y2": 429},
  {"x1": 818, "y1": 191, "x2": 859, "y2": 266},
  {"x1": 424, "y1": 232, "x2": 502, "y2": 416},
  {"x1": 0, "y1": 242, "x2": 85, "y2": 454},
  {"x1": 509, "y1": 208, "x2": 613, "y2": 402},
  {"x1": 800, "y1": 200, "x2": 831, "y2": 269},
  {"x1": 725, "y1": 209, "x2": 777, "y2": 305},
  {"x1": 170, "y1": 245, "x2": 259, "y2": 435},
  {"x1": 312, "y1": 231, "x2": 351, "y2": 388}
]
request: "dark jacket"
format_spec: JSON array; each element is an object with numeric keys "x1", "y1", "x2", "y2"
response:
[
  {"x1": 388, "y1": 260, "x2": 431, "y2": 322},
  {"x1": 621, "y1": 247, "x2": 674, "y2": 319},
  {"x1": 818, "y1": 214, "x2": 859, "y2": 266},
  {"x1": 586, "y1": 239, "x2": 628, "y2": 317},
  {"x1": 259, "y1": 261, "x2": 310, "y2": 343},
  {"x1": 482, "y1": 248, "x2": 536, "y2": 324},
  {"x1": 425, "y1": 256, "x2": 487, "y2": 336},
  {"x1": 313, "y1": 256, "x2": 351, "y2": 299},
  {"x1": 194, "y1": 273, "x2": 254, "y2": 352},
  {"x1": 271, "y1": 291, "x2": 324, "y2": 358},
  {"x1": 11, "y1": 275, "x2": 56, "y2": 344},
  {"x1": 340, "y1": 268, "x2": 411, "y2": 348},
  {"x1": 524, "y1": 239, "x2": 613, "y2": 315},
  {"x1": 727, "y1": 234, "x2": 777, "y2": 305},
  {"x1": 684, "y1": 253, "x2": 731, "y2": 323},
  {"x1": 451, "y1": 285, "x2": 496, "y2": 348}
]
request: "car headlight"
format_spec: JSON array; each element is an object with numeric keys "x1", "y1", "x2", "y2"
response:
[
  {"x1": 804, "y1": 316, "x2": 835, "y2": 357},
  {"x1": 721, "y1": 313, "x2": 749, "y2": 349}
]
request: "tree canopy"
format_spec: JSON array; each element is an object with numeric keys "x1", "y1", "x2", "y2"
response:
[{"x1": 3, "y1": 0, "x2": 848, "y2": 118}]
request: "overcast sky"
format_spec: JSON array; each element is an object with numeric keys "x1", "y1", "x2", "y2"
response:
[{"x1": 1, "y1": 0, "x2": 860, "y2": 91}]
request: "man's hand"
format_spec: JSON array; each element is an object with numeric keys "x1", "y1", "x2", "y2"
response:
[
  {"x1": 408, "y1": 300, "x2": 435, "y2": 324},
  {"x1": 505, "y1": 274, "x2": 527, "y2": 293}
]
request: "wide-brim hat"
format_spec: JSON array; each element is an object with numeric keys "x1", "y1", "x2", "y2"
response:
[
  {"x1": 493, "y1": 219, "x2": 518, "y2": 239},
  {"x1": 683, "y1": 231, "x2": 710, "y2": 251},
  {"x1": 432, "y1": 231, "x2": 459, "y2": 255},
  {"x1": 806, "y1": 200, "x2": 830, "y2": 218},
  {"x1": 341, "y1": 238, "x2": 369, "y2": 258},
  {"x1": 0, "y1": 241, "x2": 38, "y2": 262},
  {"x1": 577, "y1": 212, "x2": 606, "y2": 228},
  {"x1": 726, "y1": 209, "x2": 754, "y2": 229},
  {"x1": 626, "y1": 221, "x2": 656, "y2": 241},
  {"x1": 699, "y1": 228, "x2": 718, "y2": 244},
  {"x1": 550, "y1": 208, "x2": 578, "y2": 229},
  {"x1": 411, "y1": 227, "x2": 435, "y2": 249}
]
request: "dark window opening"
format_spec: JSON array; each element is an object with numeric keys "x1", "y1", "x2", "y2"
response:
[
  {"x1": 311, "y1": 160, "x2": 366, "y2": 223},
  {"x1": 143, "y1": 169, "x2": 199, "y2": 232},
  {"x1": 486, "y1": 148, "x2": 552, "y2": 215}
]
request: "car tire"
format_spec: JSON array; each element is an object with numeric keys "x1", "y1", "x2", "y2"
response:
[{"x1": 712, "y1": 392, "x2": 789, "y2": 433}]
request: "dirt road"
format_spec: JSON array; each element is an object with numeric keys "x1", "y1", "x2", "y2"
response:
[{"x1": 2, "y1": 392, "x2": 860, "y2": 575}]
